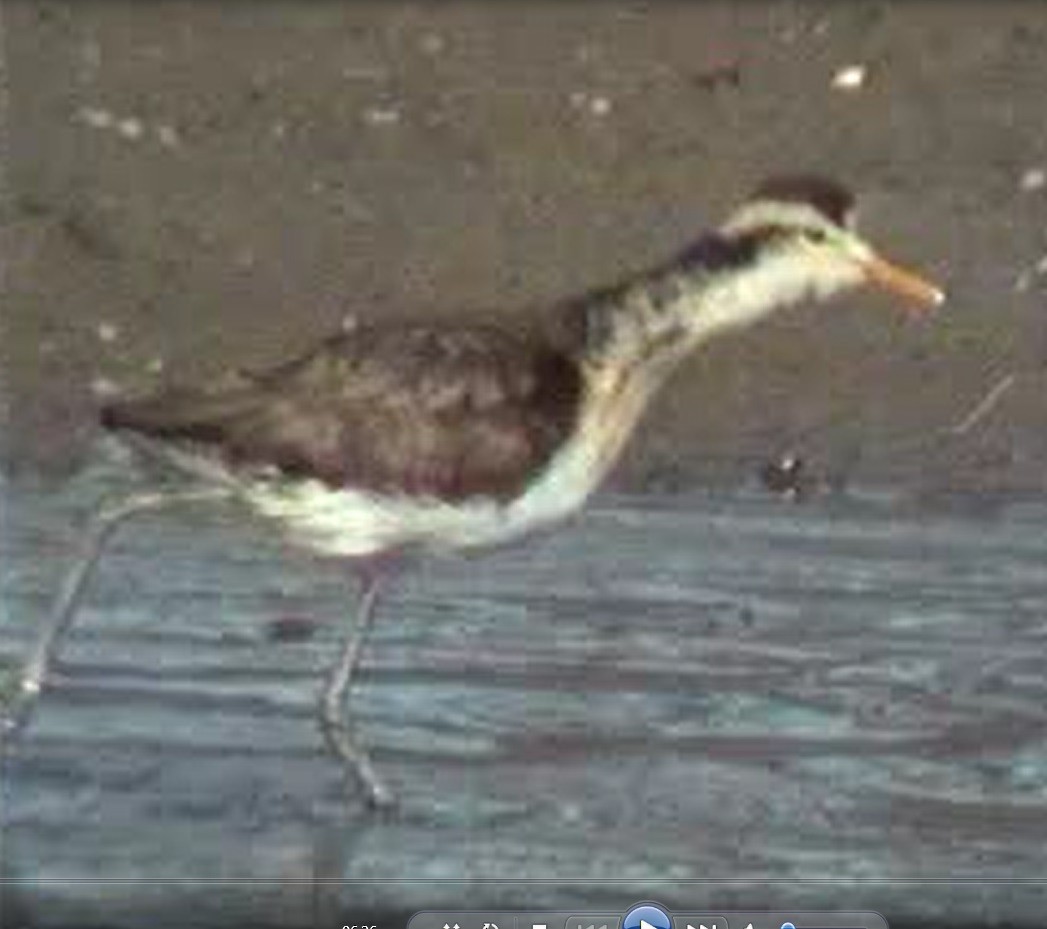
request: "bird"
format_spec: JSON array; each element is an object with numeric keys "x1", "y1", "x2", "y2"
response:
[{"x1": 1, "y1": 174, "x2": 944, "y2": 807}]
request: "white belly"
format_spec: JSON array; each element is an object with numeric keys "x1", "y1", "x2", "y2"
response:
[
  {"x1": 243, "y1": 365, "x2": 657, "y2": 559},
  {"x1": 242, "y1": 447, "x2": 597, "y2": 558}
]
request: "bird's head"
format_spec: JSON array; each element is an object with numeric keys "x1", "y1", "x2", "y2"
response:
[{"x1": 710, "y1": 175, "x2": 944, "y2": 324}]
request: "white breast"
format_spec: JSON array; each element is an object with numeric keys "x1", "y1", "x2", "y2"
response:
[{"x1": 243, "y1": 460, "x2": 585, "y2": 559}]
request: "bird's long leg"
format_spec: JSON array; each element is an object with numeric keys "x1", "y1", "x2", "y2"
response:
[
  {"x1": 317, "y1": 571, "x2": 392, "y2": 808},
  {"x1": 1, "y1": 487, "x2": 232, "y2": 747}
]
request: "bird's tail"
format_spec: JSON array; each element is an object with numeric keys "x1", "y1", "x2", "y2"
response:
[{"x1": 99, "y1": 375, "x2": 264, "y2": 445}]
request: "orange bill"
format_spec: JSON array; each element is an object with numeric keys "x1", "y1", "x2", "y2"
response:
[{"x1": 862, "y1": 253, "x2": 945, "y2": 312}]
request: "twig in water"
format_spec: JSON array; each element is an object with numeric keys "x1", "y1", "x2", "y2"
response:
[{"x1": 950, "y1": 373, "x2": 1018, "y2": 436}]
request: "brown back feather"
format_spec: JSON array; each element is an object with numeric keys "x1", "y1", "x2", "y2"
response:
[{"x1": 101, "y1": 322, "x2": 585, "y2": 502}]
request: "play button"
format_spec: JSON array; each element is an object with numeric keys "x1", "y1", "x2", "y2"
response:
[{"x1": 623, "y1": 904, "x2": 671, "y2": 929}]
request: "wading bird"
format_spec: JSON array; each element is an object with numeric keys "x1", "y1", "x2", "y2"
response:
[{"x1": 2, "y1": 175, "x2": 944, "y2": 807}]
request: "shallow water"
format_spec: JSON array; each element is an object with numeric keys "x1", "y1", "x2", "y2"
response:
[{"x1": 2, "y1": 473, "x2": 1047, "y2": 926}]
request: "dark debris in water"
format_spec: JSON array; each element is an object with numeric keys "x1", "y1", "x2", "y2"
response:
[{"x1": 265, "y1": 614, "x2": 322, "y2": 643}]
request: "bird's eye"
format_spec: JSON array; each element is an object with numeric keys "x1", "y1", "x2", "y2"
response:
[{"x1": 805, "y1": 228, "x2": 830, "y2": 244}]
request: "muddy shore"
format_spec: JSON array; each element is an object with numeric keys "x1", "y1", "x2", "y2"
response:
[{"x1": 5, "y1": 2, "x2": 1047, "y2": 496}]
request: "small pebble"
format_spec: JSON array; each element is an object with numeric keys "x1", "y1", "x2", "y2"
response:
[
  {"x1": 90, "y1": 376, "x2": 120, "y2": 399},
  {"x1": 79, "y1": 106, "x2": 114, "y2": 129},
  {"x1": 145, "y1": 356, "x2": 165, "y2": 374},
  {"x1": 569, "y1": 91, "x2": 612, "y2": 117},
  {"x1": 1020, "y1": 168, "x2": 1046, "y2": 192},
  {"x1": 831, "y1": 65, "x2": 866, "y2": 90},
  {"x1": 155, "y1": 124, "x2": 180, "y2": 148},
  {"x1": 363, "y1": 105, "x2": 401, "y2": 126},
  {"x1": 418, "y1": 32, "x2": 445, "y2": 55},
  {"x1": 96, "y1": 321, "x2": 120, "y2": 343},
  {"x1": 1015, "y1": 255, "x2": 1047, "y2": 291},
  {"x1": 116, "y1": 117, "x2": 144, "y2": 140}
]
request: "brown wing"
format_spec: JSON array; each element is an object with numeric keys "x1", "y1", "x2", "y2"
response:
[{"x1": 101, "y1": 321, "x2": 585, "y2": 502}]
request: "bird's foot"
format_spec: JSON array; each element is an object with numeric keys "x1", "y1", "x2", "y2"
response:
[
  {"x1": 359, "y1": 770, "x2": 398, "y2": 811},
  {"x1": 0, "y1": 671, "x2": 41, "y2": 748},
  {"x1": 319, "y1": 709, "x2": 397, "y2": 810},
  {"x1": 341, "y1": 742, "x2": 397, "y2": 810}
]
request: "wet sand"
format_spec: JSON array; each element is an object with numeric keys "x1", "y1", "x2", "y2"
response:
[{"x1": 5, "y1": 2, "x2": 1047, "y2": 493}]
